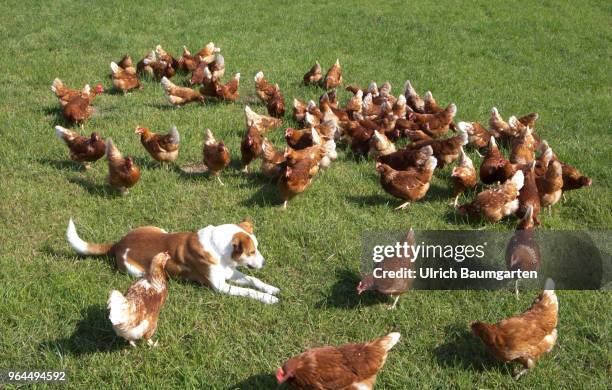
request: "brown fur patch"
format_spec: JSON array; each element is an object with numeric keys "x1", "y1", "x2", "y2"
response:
[{"x1": 231, "y1": 232, "x2": 256, "y2": 261}]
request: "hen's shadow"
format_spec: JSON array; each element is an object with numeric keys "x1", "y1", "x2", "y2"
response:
[
  {"x1": 316, "y1": 269, "x2": 384, "y2": 309},
  {"x1": 67, "y1": 177, "x2": 118, "y2": 198},
  {"x1": 433, "y1": 324, "x2": 509, "y2": 373},
  {"x1": 227, "y1": 373, "x2": 278, "y2": 390},
  {"x1": 345, "y1": 194, "x2": 392, "y2": 208},
  {"x1": 39, "y1": 304, "x2": 123, "y2": 356},
  {"x1": 241, "y1": 182, "x2": 280, "y2": 208},
  {"x1": 37, "y1": 158, "x2": 88, "y2": 172}
]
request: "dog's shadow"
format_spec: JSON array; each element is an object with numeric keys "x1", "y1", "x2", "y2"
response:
[
  {"x1": 433, "y1": 324, "x2": 508, "y2": 373},
  {"x1": 316, "y1": 269, "x2": 384, "y2": 309},
  {"x1": 227, "y1": 373, "x2": 278, "y2": 390},
  {"x1": 39, "y1": 304, "x2": 123, "y2": 356}
]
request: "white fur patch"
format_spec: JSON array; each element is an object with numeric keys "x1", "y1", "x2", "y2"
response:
[
  {"x1": 66, "y1": 219, "x2": 90, "y2": 255},
  {"x1": 198, "y1": 224, "x2": 252, "y2": 266},
  {"x1": 123, "y1": 250, "x2": 145, "y2": 277}
]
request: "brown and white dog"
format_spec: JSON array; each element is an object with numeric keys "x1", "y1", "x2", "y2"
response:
[{"x1": 66, "y1": 218, "x2": 280, "y2": 304}]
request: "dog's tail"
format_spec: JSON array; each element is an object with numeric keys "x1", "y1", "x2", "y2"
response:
[{"x1": 66, "y1": 218, "x2": 113, "y2": 256}]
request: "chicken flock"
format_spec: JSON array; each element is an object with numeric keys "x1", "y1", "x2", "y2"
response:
[{"x1": 50, "y1": 41, "x2": 592, "y2": 387}]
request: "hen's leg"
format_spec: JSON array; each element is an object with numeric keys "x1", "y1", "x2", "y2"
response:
[
  {"x1": 515, "y1": 279, "x2": 520, "y2": 300},
  {"x1": 451, "y1": 195, "x2": 460, "y2": 208},
  {"x1": 129, "y1": 340, "x2": 137, "y2": 348},
  {"x1": 216, "y1": 176, "x2": 224, "y2": 186},
  {"x1": 513, "y1": 358, "x2": 534, "y2": 380},
  {"x1": 394, "y1": 201, "x2": 410, "y2": 211},
  {"x1": 512, "y1": 369, "x2": 528, "y2": 380},
  {"x1": 146, "y1": 339, "x2": 158, "y2": 348},
  {"x1": 281, "y1": 201, "x2": 288, "y2": 210},
  {"x1": 388, "y1": 296, "x2": 400, "y2": 310}
]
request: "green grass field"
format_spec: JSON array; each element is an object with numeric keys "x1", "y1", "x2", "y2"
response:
[{"x1": 1, "y1": 0, "x2": 611, "y2": 388}]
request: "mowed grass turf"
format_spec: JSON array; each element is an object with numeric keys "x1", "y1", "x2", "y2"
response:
[{"x1": 1, "y1": 0, "x2": 611, "y2": 388}]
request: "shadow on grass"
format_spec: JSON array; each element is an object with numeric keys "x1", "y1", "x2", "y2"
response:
[
  {"x1": 105, "y1": 87, "x2": 136, "y2": 96},
  {"x1": 227, "y1": 373, "x2": 278, "y2": 390},
  {"x1": 39, "y1": 304, "x2": 124, "y2": 356},
  {"x1": 241, "y1": 182, "x2": 279, "y2": 208},
  {"x1": 36, "y1": 157, "x2": 88, "y2": 172},
  {"x1": 132, "y1": 156, "x2": 173, "y2": 171},
  {"x1": 38, "y1": 242, "x2": 74, "y2": 259},
  {"x1": 345, "y1": 193, "x2": 391, "y2": 208},
  {"x1": 42, "y1": 105, "x2": 63, "y2": 118},
  {"x1": 433, "y1": 324, "x2": 508, "y2": 373},
  {"x1": 67, "y1": 177, "x2": 118, "y2": 198},
  {"x1": 241, "y1": 94, "x2": 264, "y2": 106},
  {"x1": 316, "y1": 269, "x2": 383, "y2": 309},
  {"x1": 425, "y1": 183, "x2": 452, "y2": 202}
]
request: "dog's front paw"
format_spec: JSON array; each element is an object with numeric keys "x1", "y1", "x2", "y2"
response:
[
  {"x1": 265, "y1": 285, "x2": 280, "y2": 296},
  {"x1": 263, "y1": 294, "x2": 279, "y2": 305}
]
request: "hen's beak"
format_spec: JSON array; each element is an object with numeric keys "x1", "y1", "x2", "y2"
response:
[
  {"x1": 356, "y1": 282, "x2": 365, "y2": 295},
  {"x1": 275, "y1": 367, "x2": 285, "y2": 384}
]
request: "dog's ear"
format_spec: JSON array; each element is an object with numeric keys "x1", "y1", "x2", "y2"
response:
[
  {"x1": 238, "y1": 217, "x2": 254, "y2": 234},
  {"x1": 231, "y1": 235, "x2": 244, "y2": 259}
]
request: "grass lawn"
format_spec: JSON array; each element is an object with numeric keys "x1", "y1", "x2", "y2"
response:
[{"x1": 1, "y1": 0, "x2": 611, "y2": 388}]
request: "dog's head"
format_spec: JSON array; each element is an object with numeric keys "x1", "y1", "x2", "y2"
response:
[{"x1": 230, "y1": 219, "x2": 266, "y2": 269}]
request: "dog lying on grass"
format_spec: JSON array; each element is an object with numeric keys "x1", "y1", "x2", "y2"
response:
[{"x1": 66, "y1": 218, "x2": 280, "y2": 304}]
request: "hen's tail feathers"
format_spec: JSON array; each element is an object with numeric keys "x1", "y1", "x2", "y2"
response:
[
  {"x1": 168, "y1": 125, "x2": 180, "y2": 144},
  {"x1": 457, "y1": 126, "x2": 468, "y2": 146},
  {"x1": 310, "y1": 127, "x2": 321, "y2": 145},
  {"x1": 404, "y1": 80, "x2": 416, "y2": 96},
  {"x1": 51, "y1": 78, "x2": 62, "y2": 94},
  {"x1": 108, "y1": 290, "x2": 132, "y2": 326},
  {"x1": 375, "y1": 332, "x2": 401, "y2": 351},
  {"x1": 204, "y1": 129, "x2": 215, "y2": 145},
  {"x1": 509, "y1": 169, "x2": 525, "y2": 190},
  {"x1": 110, "y1": 62, "x2": 121, "y2": 75},
  {"x1": 54, "y1": 125, "x2": 72, "y2": 142},
  {"x1": 244, "y1": 105, "x2": 258, "y2": 126},
  {"x1": 508, "y1": 116, "x2": 520, "y2": 130},
  {"x1": 105, "y1": 138, "x2": 122, "y2": 161},
  {"x1": 213, "y1": 53, "x2": 224, "y2": 67},
  {"x1": 160, "y1": 76, "x2": 173, "y2": 91},
  {"x1": 254, "y1": 71, "x2": 264, "y2": 83},
  {"x1": 396, "y1": 94, "x2": 406, "y2": 105},
  {"x1": 424, "y1": 156, "x2": 438, "y2": 171},
  {"x1": 456, "y1": 121, "x2": 473, "y2": 135},
  {"x1": 261, "y1": 139, "x2": 277, "y2": 161},
  {"x1": 458, "y1": 146, "x2": 473, "y2": 168},
  {"x1": 66, "y1": 218, "x2": 113, "y2": 256}
]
